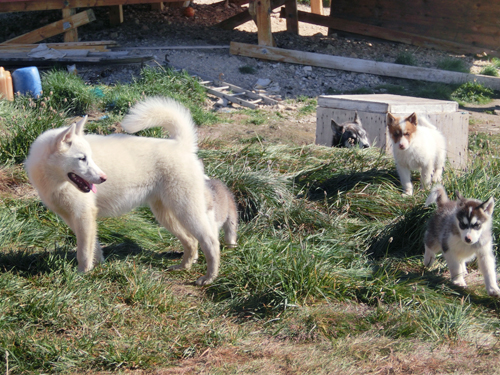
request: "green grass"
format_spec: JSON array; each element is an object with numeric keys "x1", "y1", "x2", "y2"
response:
[
  {"x1": 437, "y1": 58, "x2": 469, "y2": 73},
  {"x1": 394, "y1": 52, "x2": 416, "y2": 66},
  {"x1": 451, "y1": 81, "x2": 494, "y2": 105},
  {"x1": 480, "y1": 65, "x2": 499, "y2": 77},
  {"x1": 1, "y1": 69, "x2": 500, "y2": 373}
]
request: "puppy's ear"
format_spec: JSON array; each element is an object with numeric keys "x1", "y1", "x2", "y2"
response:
[
  {"x1": 331, "y1": 119, "x2": 345, "y2": 133},
  {"x1": 478, "y1": 197, "x2": 495, "y2": 216},
  {"x1": 387, "y1": 113, "x2": 397, "y2": 127},
  {"x1": 406, "y1": 113, "x2": 418, "y2": 126},
  {"x1": 353, "y1": 111, "x2": 361, "y2": 125},
  {"x1": 54, "y1": 123, "x2": 76, "y2": 152},
  {"x1": 75, "y1": 115, "x2": 88, "y2": 136},
  {"x1": 455, "y1": 190, "x2": 464, "y2": 201}
]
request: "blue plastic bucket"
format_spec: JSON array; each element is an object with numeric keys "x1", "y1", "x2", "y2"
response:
[{"x1": 12, "y1": 66, "x2": 42, "y2": 98}]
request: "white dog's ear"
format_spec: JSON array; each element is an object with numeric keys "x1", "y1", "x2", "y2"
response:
[
  {"x1": 55, "y1": 123, "x2": 76, "y2": 151},
  {"x1": 406, "y1": 113, "x2": 418, "y2": 126},
  {"x1": 75, "y1": 115, "x2": 87, "y2": 136},
  {"x1": 387, "y1": 113, "x2": 397, "y2": 127}
]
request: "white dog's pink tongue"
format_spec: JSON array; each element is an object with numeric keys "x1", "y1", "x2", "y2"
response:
[{"x1": 91, "y1": 184, "x2": 97, "y2": 193}]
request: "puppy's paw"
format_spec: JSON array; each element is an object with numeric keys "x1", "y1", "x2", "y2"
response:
[
  {"x1": 487, "y1": 287, "x2": 500, "y2": 297},
  {"x1": 452, "y1": 279, "x2": 467, "y2": 288},
  {"x1": 195, "y1": 275, "x2": 216, "y2": 286}
]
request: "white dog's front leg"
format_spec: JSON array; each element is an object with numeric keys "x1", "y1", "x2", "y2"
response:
[
  {"x1": 73, "y1": 211, "x2": 99, "y2": 273},
  {"x1": 477, "y1": 245, "x2": 500, "y2": 297},
  {"x1": 396, "y1": 164, "x2": 413, "y2": 195},
  {"x1": 444, "y1": 254, "x2": 467, "y2": 287}
]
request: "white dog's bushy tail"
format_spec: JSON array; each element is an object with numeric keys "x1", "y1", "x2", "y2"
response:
[
  {"x1": 425, "y1": 184, "x2": 449, "y2": 207},
  {"x1": 418, "y1": 116, "x2": 437, "y2": 130},
  {"x1": 120, "y1": 97, "x2": 198, "y2": 152}
]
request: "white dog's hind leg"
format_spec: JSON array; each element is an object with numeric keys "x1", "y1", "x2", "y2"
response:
[
  {"x1": 420, "y1": 165, "x2": 433, "y2": 190},
  {"x1": 476, "y1": 245, "x2": 500, "y2": 297},
  {"x1": 151, "y1": 206, "x2": 199, "y2": 270}
]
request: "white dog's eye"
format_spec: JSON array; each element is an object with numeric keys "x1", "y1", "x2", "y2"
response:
[{"x1": 79, "y1": 156, "x2": 87, "y2": 162}]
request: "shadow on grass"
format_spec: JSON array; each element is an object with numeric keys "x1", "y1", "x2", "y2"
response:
[
  {"x1": 0, "y1": 234, "x2": 185, "y2": 277},
  {"x1": 299, "y1": 168, "x2": 399, "y2": 201}
]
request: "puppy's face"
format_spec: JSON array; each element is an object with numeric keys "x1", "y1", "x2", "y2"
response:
[
  {"x1": 455, "y1": 195, "x2": 494, "y2": 245},
  {"x1": 387, "y1": 113, "x2": 418, "y2": 151},
  {"x1": 331, "y1": 112, "x2": 370, "y2": 148}
]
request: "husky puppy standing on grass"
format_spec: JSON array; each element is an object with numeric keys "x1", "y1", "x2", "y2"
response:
[
  {"x1": 25, "y1": 97, "x2": 221, "y2": 286},
  {"x1": 387, "y1": 113, "x2": 446, "y2": 195},
  {"x1": 331, "y1": 112, "x2": 371, "y2": 149},
  {"x1": 424, "y1": 185, "x2": 500, "y2": 297}
]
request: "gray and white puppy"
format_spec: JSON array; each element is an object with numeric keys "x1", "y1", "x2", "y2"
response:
[
  {"x1": 424, "y1": 185, "x2": 500, "y2": 297},
  {"x1": 331, "y1": 112, "x2": 370, "y2": 148},
  {"x1": 205, "y1": 178, "x2": 238, "y2": 248}
]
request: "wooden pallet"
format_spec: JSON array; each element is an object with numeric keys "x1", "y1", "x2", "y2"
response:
[{"x1": 197, "y1": 78, "x2": 279, "y2": 109}]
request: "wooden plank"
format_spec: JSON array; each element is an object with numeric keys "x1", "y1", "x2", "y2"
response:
[
  {"x1": 0, "y1": 0, "x2": 176, "y2": 12},
  {"x1": 280, "y1": 9, "x2": 499, "y2": 57},
  {"x1": 254, "y1": 0, "x2": 275, "y2": 46},
  {"x1": 229, "y1": 41, "x2": 500, "y2": 90},
  {"x1": 0, "y1": 41, "x2": 115, "y2": 51},
  {"x1": 283, "y1": 0, "x2": 298, "y2": 35},
  {"x1": 2, "y1": 9, "x2": 96, "y2": 44},
  {"x1": 310, "y1": 0, "x2": 322, "y2": 15},
  {"x1": 329, "y1": 0, "x2": 500, "y2": 52},
  {"x1": 62, "y1": 8, "x2": 78, "y2": 42}
]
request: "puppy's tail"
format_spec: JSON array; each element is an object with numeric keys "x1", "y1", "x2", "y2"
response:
[
  {"x1": 120, "y1": 97, "x2": 198, "y2": 153},
  {"x1": 425, "y1": 184, "x2": 449, "y2": 207}
]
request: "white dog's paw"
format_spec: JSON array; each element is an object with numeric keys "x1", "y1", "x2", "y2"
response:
[
  {"x1": 195, "y1": 275, "x2": 216, "y2": 286},
  {"x1": 168, "y1": 264, "x2": 190, "y2": 271},
  {"x1": 452, "y1": 279, "x2": 467, "y2": 288},
  {"x1": 487, "y1": 287, "x2": 500, "y2": 297}
]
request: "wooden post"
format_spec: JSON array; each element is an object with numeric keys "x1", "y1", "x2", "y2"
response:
[
  {"x1": 62, "y1": 8, "x2": 78, "y2": 42},
  {"x1": 284, "y1": 0, "x2": 298, "y2": 35},
  {"x1": 310, "y1": 0, "x2": 323, "y2": 15},
  {"x1": 254, "y1": 0, "x2": 275, "y2": 46},
  {"x1": 109, "y1": 5, "x2": 124, "y2": 26}
]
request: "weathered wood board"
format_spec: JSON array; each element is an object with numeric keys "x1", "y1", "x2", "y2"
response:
[{"x1": 329, "y1": 0, "x2": 500, "y2": 52}]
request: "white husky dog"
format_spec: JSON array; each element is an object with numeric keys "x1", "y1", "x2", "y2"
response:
[
  {"x1": 387, "y1": 113, "x2": 446, "y2": 196},
  {"x1": 25, "y1": 97, "x2": 220, "y2": 286}
]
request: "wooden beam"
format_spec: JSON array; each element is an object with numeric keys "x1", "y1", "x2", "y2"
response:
[
  {"x1": 279, "y1": 9, "x2": 499, "y2": 57},
  {"x1": 0, "y1": 0, "x2": 175, "y2": 13},
  {"x1": 229, "y1": 41, "x2": 500, "y2": 90},
  {"x1": 283, "y1": 0, "x2": 298, "y2": 34},
  {"x1": 62, "y1": 8, "x2": 78, "y2": 42},
  {"x1": 217, "y1": 0, "x2": 285, "y2": 30},
  {"x1": 2, "y1": 9, "x2": 96, "y2": 44},
  {"x1": 109, "y1": 5, "x2": 124, "y2": 26}
]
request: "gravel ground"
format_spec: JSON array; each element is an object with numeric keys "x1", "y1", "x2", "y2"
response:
[{"x1": 0, "y1": 1, "x2": 486, "y2": 100}]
